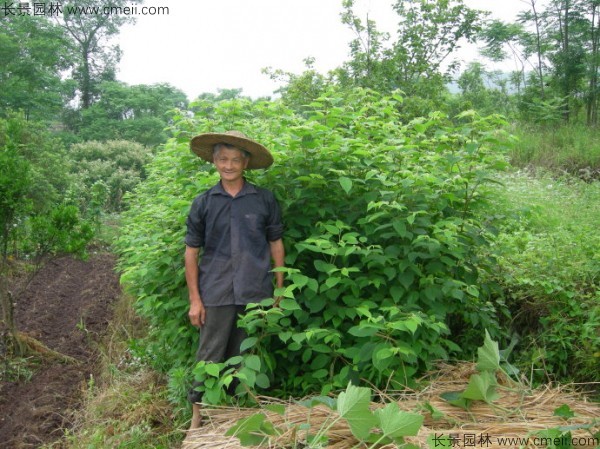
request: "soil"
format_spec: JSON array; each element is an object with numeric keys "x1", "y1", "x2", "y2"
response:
[{"x1": 0, "y1": 253, "x2": 121, "y2": 449}]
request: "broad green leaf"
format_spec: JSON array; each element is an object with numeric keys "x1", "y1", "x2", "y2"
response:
[
  {"x1": 462, "y1": 371, "x2": 499, "y2": 403},
  {"x1": 339, "y1": 176, "x2": 353, "y2": 194},
  {"x1": 278, "y1": 331, "x2": 292, "y2": 343},
  {"x1": 476, "y1": 330, "x2": 500, "y2": 372},
  {"x1": 404, "y1": 315, "x2": 422, "y2": 335},
  {"x1": 240, "y1": 336, "x2": 258, "y2": 352},
  {"x1": 225, "y1": 413, "x2": 274, "y2": 446},
  {"x1": 204, "y1": 363, "x2": 220, "y2": 377},
  {"x1": 554, "y1": 404, "x2": 575, "y2": 419},
  {"x1": 298, "y1": 395, "x2": 337, "y2": 410},
  {"x1": 399, "y1": 270, "x2": 414, "y2": 290},
  {"x1": 312, "y1": 369, "x2": 328, "y2": 379},
  {"x1": 337, "y1": 384, "x2": 377, "y2": 440},
  {"x1": 374, "y1": 402, "x2": 424, "y2": 440},
  {"x1": 422, "y1": 401, "x2": 445, "y2": 420},
  {"x1": 279, "y1": 298, "x2": 301, "y2": 311},
  {"x1": 255, "y1": 373, "x2": 271, "y2": 389},
  {"x1": 290, "y1": 273, "x2": 309, "y2": 288},
  {"x1": 264, "y1": 404, "x2": 286, "y2": 415},
  {"x1": 348, "y1": 324, "x2": 379, "y2": 337},
  {"x1": 440, "y1": 390, "x2": 471, "y2": 410},
  {"x1": 314, "y1": 259, "x2": 336, "y2": 273},
  {"x1": 244, "y1": 355, "x2": 262, "y2": 372}
]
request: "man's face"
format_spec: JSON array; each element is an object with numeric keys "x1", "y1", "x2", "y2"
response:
[{"x1": 214, "y1": 146, "x2": 249, "y2": 183}]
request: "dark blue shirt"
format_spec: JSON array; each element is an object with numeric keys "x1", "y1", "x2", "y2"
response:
[{"x1": 185, "y1": 180, "x2": 284, "y2": 306}]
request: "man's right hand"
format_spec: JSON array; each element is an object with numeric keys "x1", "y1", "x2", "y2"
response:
[{"x1": 188, "y1": 299, "x2": 206, "y2": 327}]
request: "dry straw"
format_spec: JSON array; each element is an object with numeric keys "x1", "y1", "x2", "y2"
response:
[{"x1": 182, "y1": 363, "x2": 600, "y2": 449}]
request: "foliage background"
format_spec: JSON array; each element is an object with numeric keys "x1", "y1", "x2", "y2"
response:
[{"x1": 116, "y1": 88, "x2": 520, "y2": 404}]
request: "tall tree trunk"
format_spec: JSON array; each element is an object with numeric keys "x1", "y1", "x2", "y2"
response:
[
  {"x1": 587, "y1": 3, "x2": 599, "y2": 126},
  {"x1": 531, "y1": 0, "x2": 546, "y2": 98},
  {"x1": 81, "y1": 45, "x2": 92, "y2": 109},
  {"x1": 563, "y1": 0, "x2": 571, "y2": 122},
  {"x1": 0, "y1": 264, "x2": 23, "y2": 358}
]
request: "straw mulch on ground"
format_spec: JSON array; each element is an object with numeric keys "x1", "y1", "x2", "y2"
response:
[{"x1": 182, "y1": 363, "x2": 600, "y2": 449}]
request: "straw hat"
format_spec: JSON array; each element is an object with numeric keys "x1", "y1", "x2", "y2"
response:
[{"x1": 190, "y1": 130, "x2": 274, "y2": 169}]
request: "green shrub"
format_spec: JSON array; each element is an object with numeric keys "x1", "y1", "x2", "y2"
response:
[
  {"x1": 67, "y1": 140, "x2": 152, "y2": 214},
  {"x1": 116, "y1": 88, "x2": 513, "y2": 404},
  {"x1": 0, "y1": 113, "x2": 74, "y2": 258}
]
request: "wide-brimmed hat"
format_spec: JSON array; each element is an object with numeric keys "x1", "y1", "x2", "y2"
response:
[{"x1": 190, "y1": 130, "x2": 273, "y2": 169}]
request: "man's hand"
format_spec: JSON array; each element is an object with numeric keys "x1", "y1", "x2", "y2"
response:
[{"x1": 188, "y1": 299, "x2": 205, "y2": 327}]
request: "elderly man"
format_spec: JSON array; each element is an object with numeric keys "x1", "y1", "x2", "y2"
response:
[{"x1": 184, "y1": 130, "x2": 284, "y2": 429}]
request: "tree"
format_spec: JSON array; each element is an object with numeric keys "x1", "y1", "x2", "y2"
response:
[
  {"x1": 0, "y1": 15, "x2": 75, "y2": 121},
  {"x1": 337, "y1": 0, "x2": 486, "y2": 117},
  {"x1": 390, "y1": 0, "x2": 485, "y2": 90},
  {"x1": 75, "y1": 81, "x2": 188, "y2": 146},
  {"x1": 337, "y1": 0, "x2": 390, "y2": 92},
  {"x1": 58, "y1": 0, "x2": 142, "y2": 109},
  {"x1": 263, "y1": 57, "x2": 330, "y2": 112},
  {"x1": 479, "y1": 0, "x2": 600, "y2": 125}
]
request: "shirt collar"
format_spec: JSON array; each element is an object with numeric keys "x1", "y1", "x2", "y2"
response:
[{"x1": 211, "y1": 179, "x2": 257, "y2": 197}]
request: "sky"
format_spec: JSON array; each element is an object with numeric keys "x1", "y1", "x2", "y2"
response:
[{"x1": 117, "y1": 0, "x2": 532, "y2": 100}]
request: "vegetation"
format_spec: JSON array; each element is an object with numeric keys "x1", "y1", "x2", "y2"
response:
[
  {"x1": 0, "y1": 114, "x2": 93, "y2": 357},
  {"x1": 0, "y1": 0, "x2": 599, "y2": 447},
  {"x1": 67, "y1": 139, "x2": 153, "y2": 215},
  {"x1": 481, "y1": 171, "x2": 600, "y2": 384}
]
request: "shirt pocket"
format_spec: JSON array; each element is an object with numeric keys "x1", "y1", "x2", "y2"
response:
[{"x1": 243, "y1": 213, "x2": 266, "y2": 238}]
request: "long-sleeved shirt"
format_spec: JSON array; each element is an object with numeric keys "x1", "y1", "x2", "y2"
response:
[{"x1": 185, "y1": 180, "x2": 284, "y2": 306}]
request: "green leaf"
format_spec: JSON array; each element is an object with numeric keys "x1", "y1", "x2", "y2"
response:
[
  {"x1": 339, "y1": 176, "x2": 353, "y2": 194},
  {"x1": 279, "y1": 298, "x2": 301, "y2": 311},
  {"x1": 326, "y1": 276, "x2": 341, "y2": 288},
  {"x1": 404, "y1": 315, "x2": 422, "y2": 335},
  {"x1": 554, "y1": 404, "x2": 575, "y2": 419},
  {"x1": 204, "y1": 363, "x2": 220, "y2": 377},
  {"x1": 225, "y1": 413, "x2": 275, "y2": 446},
  {"x1": 255, "y1": 373, "x2": 271, "y2": 389},
  {"x1": 422, "y1": 402, "x2": 445, "y2": 420},
  {"x1": 240, "y1": 336, "x2": 258, "y2": 352},
  {"x1": 440, "y1": 390, "x2": 471, "y2": 410},
  {"x1": 348, "y1": 325, "x2": 379, "y2": 337},
  {"x1": 264, "y1": 404, "x2": 286, "y2": 415},
  {"x1": 374, "y1": 402, "x2": 424, "y2": 440},
  {"x1": 290, "y1": 273, "x2": 309, "y2": 288},
  {"x1": 312, "y1": 369, "x2": 328, "y2": 379},
  {"x1": 314, "y1": 259, "x2": 336, "y2": 273},
  {"x1": 337, "y1": 384, "x2": 377, "y2": 440},
  {"x1": 399, "y1": 270, "x2": 414, "y2": 290},
  {"x1": 278, "y1": 331, "x2": 292, "y2": 343},
  {"x1": 244, "y1": 355, "x2": 262, "y2": 372},
  {"x1": 462, "y1": 371, "x2": 499, "y2": 403},
  {"x1": 476, "y1": 329, "x2": 500, "y2": 372}
]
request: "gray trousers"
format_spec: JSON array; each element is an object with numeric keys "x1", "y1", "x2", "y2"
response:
[{"x1": 188, "y1": 305, "x2": 247, "y2": 403}]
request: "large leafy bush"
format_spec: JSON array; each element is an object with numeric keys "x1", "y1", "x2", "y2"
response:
[
  {"x1": 67, "y1": 140, "x2": 152, "y2": 214},
  {"x1": 116, "y1": 88, "x2": 512, "y2": 404}
]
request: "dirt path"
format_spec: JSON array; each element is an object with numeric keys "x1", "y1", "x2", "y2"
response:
[{"x1": 0, "y1": 253, "x2": 121, "y2": 448}]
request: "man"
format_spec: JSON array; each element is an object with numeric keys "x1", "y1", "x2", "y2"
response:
[{"x1": 184, "y1": 130, "x2": 285, "y2": 430}]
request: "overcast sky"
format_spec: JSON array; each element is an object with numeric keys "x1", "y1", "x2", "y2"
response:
[{"x1": 117, "y1": 0, "x2": 534, "y2": 100}]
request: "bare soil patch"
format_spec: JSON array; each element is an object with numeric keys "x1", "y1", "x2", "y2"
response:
[{"x1": 0, "y1": 253, "x2": 120, "y2": 448}]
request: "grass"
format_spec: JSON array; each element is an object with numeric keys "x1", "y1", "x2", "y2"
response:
[
  {"x1": 480, "y1": 170, "x2": 600, "y2": 385},
  {"x1": 510, "y1": 124, "x2": 600, "y2": 178}
]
